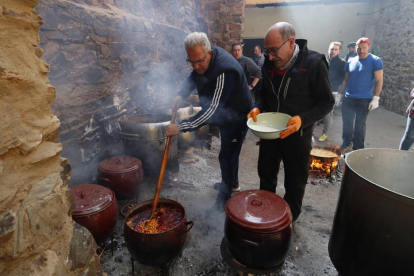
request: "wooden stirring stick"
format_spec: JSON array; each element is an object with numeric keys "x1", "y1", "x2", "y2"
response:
[{"x1": 149, "y1": 106, "x2": 178, "y2": 219}]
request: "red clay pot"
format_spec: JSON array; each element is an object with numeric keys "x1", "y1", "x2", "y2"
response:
[
  {"x1": 71, "y1": 184, "x2": 118, "y2": 245},
  {"x1": 98, "y1": 156, "x2": 144, "y2": 199},
  {"x1": 225, "y1": 190, "x2": 292, "y2": 269}
]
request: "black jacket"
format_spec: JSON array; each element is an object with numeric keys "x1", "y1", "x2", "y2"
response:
[
  {"x1": 328, "y1": 55, "x2": 346, "y2": 91},
  {"x1": 178, "y1": 46, "x2": 253, "y2": 131},
  {"x1": 256, "y1": 39, "x2": 334, "y2": 130}
]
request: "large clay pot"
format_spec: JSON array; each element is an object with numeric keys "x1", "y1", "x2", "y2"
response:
[
  {"x1": 122, "y1": 198, "x2": 193, "y2": 266},
  {"x1": 329, "y1": 149, "x2": 414, "y2": 276},
  {"x1": 71, "y1": 184, "x2": 118, "y2": 245},
  {"x1": 119, "y1": 114, "x2": 179, "y2": 175},
  {"x1": 98, "y1": 156, "x2": 144, "y2": 199},
  {"x1": 225, "y1": 190, "x2": 292, "y2": 269}
]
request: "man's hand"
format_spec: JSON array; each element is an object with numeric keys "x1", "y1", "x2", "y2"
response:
[
  {"x1": 280, "y1": 116, "x2": 302, "y2": 139},
  {"x1": 171, "y1": 96, "x2": 183, "y2": 110},
  {"x1": 335, "y1": 94, "x2": 343, "y2": 107},
  {"x1": 247, "y1": 108, "x2": 261, "y2": 122},
  {"x1": 166, "y1": 124, "x2": 179, "y2": 136},
  {"x1": 368, "y1": 96, "x2": 380, "y2": 111}
]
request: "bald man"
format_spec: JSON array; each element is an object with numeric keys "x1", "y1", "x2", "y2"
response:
[{"x1": 247, "y1": 22, "x2": 334, "y2": 221}]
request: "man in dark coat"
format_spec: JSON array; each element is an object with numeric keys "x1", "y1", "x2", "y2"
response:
[{"x1": 247, "y1": 22, "x2": 334, "y2": 221}]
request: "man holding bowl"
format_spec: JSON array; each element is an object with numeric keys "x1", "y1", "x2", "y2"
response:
[{"x1": 247, "y1": 22, "x2": 334, "y2": 221}]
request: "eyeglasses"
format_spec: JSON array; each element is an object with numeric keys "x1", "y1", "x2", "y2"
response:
[
  {"x1": 186, "y1": 53, "x2": 208, "y2": 65},
  {"x1": 264, "y1": 38, "x2": 290, "y2": 57}
]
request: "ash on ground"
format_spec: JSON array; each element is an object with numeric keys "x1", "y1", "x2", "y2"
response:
[{"x1": 100, "y1": 133, "x2": 340, "y2": 276}]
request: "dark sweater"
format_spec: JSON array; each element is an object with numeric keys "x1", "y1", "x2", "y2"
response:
[{"x1": 178, "y1": 46, "x2": 253, "y2": 131}]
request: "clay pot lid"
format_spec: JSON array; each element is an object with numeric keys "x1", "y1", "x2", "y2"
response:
[
  {"x1": 71, "y1": 184, "x2": 115, "y2": 217},
  {"x1": 98, "y1": 156, "x2": 142, "y2": 174},
  {"x1": 225, "y1": 190, "x2": 292, "y2": 233}
]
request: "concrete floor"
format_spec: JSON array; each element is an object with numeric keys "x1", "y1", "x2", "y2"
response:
[{"x1": 100, "y1": 106, "x2": 411, "y2": 276}]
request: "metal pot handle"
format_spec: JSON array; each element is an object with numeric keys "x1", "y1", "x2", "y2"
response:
[
  {"x1": 240, "y1": 238, "x2": 261, "y2": 247},
  {"x1": 120, "y1": 204, "x2": 134, "y2": 218},
  {"x1": 178, "y1": 221, "x2": 194, "y2": 235}
]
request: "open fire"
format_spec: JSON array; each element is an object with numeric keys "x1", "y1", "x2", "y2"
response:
[{"x1": 309, "y1": 147, "x2": 340, "y2": 178}]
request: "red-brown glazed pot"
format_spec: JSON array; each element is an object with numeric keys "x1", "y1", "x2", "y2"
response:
[
  {"x1": 225, "y1": 189, "x2": 292, "y2": 269},
  {"x1": 98, "y1": 156, "x2": 144, "y2": 199},
  {"x1": 71, "y1": 184, "x2": 118, "y2": 245}
]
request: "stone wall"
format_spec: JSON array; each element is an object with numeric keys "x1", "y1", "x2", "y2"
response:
[
  {"x1": 201, "y1": 0, "x2": 246, "y2": 51},
  {"x1": 364, "y1": 0, "x2": 414, "y2": 115},
  {"x1": 0, "y1": 0, "x2": 100, "y2": 275},
  {"x1": 36, "y1": 0, "x2": 246, "y2": 186}
]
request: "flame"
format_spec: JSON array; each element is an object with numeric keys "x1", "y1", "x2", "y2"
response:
[
  {"x1": 173, "y1": 178, "x2": 178, "y2": 182},
  {"x1": 309, "y1": 156, "x2": 338, "y2": 177}
]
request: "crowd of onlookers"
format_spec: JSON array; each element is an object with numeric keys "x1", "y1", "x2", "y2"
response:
[{"x1": 230, "y1": 37, "x2": 413, "y2": 152}]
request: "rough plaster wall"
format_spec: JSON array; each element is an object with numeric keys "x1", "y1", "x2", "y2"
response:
[
  {"x1": 0, "y1": 1, "x2": 101, "y2": 275},
  {"x1": 364, "y1": 0, "x2": 414, "y2": 115},
  {"x1": 36, "y1": 0, "x2": 245, "y2": 186}
]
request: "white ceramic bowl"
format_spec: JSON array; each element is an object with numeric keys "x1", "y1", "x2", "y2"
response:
[{"x1": 247, "y1": 112, "x2": 292, "y2": 139}]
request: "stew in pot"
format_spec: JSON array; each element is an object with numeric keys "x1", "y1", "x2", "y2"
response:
[{"x1": 126, "y1": 203, "x2": 184, "y2": 234}]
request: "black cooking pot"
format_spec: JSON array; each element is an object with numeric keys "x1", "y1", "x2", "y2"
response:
[
  {"x1": 121, "y1": 198, "x2": 193, "y2": 266},
  {"x1": 329, "y1": 149, "x2": 414, "y2": 276},
  {"x1": 225, "y1": 190, "x2": 292, "y2": 269},
  {"x1": 71, "y1": 184, "x2": 118, "y2": 245}
]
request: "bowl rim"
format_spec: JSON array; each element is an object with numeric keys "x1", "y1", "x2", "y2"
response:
[{"x1": 247, "y1": 112, "x2": 291, "y2": 134}]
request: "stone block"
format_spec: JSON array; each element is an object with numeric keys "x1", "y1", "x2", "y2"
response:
[{"x1": 69, "y1": 223, "x2": 100, "y2": 271}]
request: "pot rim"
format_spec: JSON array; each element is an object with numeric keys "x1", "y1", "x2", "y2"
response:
[{"x1": 124, "y1": 198, "x2": 186, "y2": 235}]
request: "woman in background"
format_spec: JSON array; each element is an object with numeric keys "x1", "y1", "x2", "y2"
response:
[{"x1": 399, "y1": 88, "x2": 414, "y2": 150}]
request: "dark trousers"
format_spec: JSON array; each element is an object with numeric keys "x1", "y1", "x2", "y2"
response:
[
  {"x1": 217, "y1": 122, "x2": 248, "y2": 202},
  {"x1": 400, "y1": 114, "x2": 414, "y2": 150},
  {"x1": 341, "y1": 97, "x2": 371, "y2": 150},
  {"x1": 258, "y1": 127, "x2": 312, "y2": 221}
]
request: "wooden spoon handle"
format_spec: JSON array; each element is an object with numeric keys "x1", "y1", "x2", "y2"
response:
[{"x1": 150, "y1": 107, "x2": 178, "y2": 218}]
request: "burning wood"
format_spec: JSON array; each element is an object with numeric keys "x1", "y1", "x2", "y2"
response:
[{"x1": 309, "y1": 147, "x2": 340, "y2": 178}]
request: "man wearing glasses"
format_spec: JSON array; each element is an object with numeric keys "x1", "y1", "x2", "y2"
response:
[
  {"x1": 247, "y1": 22, "x2": 334, "y2": 222},
  {"x1": 166, "y1": 32, "x2": 253, "y2": 210}
]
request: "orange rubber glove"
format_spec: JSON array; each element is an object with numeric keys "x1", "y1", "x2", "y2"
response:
[
  {"x1": 247, "y1": 108, "x2": 261, "y2": 122},
  {"x1": 280, "y1": 116, "x2": 302, "y2": 139}
]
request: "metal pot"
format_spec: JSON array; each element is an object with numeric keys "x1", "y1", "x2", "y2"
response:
[
  {"x1": 121, "y1": 198, "x2": 194, "y2": 266},
  {"x1": 119, "y1": 114, "x2": 179, "y2": 175},
  {"x1": 225, "y1": 190, "x2": 292, "y2": 269},
  {"x1": 176, "y1": 105, "x2": 195, "y2": 149},
  {"x1": 151, "y1": 104, "x2": 195, "y2": 149},
  {"x1": 98, "y1": 156, "x2": 144, "y2": 199},
  {"x1": 329, "y1": 149, "x2": 414, "y2": 276},
  {"x1": 71, "y1": 184, "x2": 118, "y2": 245}
]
